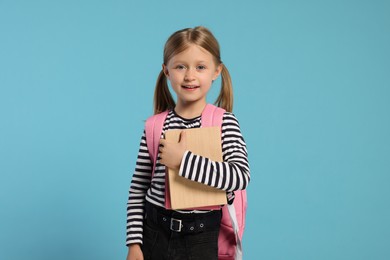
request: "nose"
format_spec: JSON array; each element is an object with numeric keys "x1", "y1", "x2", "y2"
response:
[{"x1": 184, "y1": 68, "x2": 195, "y2": 81}]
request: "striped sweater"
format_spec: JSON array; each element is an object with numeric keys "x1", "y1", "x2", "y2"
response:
[{"x1": 126, "y1": 110, "x2": 250, "y2": 245}]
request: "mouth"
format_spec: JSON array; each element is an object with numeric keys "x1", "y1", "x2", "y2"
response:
[{"x1": 182, "y1": 85, "x2": 200, "y2": 90}]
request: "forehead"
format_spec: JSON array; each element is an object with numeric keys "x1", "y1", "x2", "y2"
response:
[{"x1": 168, "y1": 44, "x2": 214, "y2": 63}]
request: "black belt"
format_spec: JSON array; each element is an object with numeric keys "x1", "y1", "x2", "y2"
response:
[{"x1": 145, "y1": 201, "x2": 222, "y2": 234}]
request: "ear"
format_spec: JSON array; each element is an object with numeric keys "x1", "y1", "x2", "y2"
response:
[
  {"x1": 213, "y1": 63, "x2": 223, "y2": 81},
  {"x1": 162, "y1": 64, "x2": 169, "y2": 78}
]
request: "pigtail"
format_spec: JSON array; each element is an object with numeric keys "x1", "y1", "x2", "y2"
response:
[
  {"x1": 153, "y1": 70, "x2": 175, "y2": 114},
  {"x1": 215, "y1": 64, "x2": 233, "y2": 112}
]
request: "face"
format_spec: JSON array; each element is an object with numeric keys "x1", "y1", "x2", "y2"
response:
[{"x1": 163, "y1": 44, "x2": 222, "y2": 108}]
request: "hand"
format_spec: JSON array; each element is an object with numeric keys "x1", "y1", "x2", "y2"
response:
[
  {"x1": 126, "y1": 244, "x2": 143, "y2": 260},
  {"x1": 159, "y1": 131, "x2": 187, "y2": 170}
]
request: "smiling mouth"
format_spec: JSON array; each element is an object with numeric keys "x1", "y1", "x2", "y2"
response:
[{"x1": 182, "y1": 85, "x2": 200, "y2": 89}]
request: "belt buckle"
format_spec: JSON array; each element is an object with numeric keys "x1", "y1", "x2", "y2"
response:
[{"x1": 170, "y1": 218, "x2": 182, "y2": 232}]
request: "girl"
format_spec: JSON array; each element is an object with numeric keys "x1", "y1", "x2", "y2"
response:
[{"x1": 126, "y1": 26, "x2": 250, "y2": 260}]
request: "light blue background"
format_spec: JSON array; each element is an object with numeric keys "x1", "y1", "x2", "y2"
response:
[{"x1": 1, "y1": 0, "x2": 389, "y2": 259}]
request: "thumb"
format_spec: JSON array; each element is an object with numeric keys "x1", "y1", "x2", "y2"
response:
[{"x1": 179, "y1": 130, "x2": 187, "y2": 143}]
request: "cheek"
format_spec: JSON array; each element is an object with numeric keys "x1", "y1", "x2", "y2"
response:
[
  {"x1": 169, "y1": 72, "x2": 182, "y2": 81},
  {"x1": 207, "y1": 74, "x2": 218, "y2": 82}
]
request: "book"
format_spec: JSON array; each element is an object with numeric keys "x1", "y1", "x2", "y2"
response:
[{"x1": 164, "y1": 126, "x2": 227, "y2": 210}]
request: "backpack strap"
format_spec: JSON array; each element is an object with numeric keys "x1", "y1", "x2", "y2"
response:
[
  {"x1": 201, "y1": 103, "x2": 225, "y2": 127},
  {"x1": 145, "y1": 111, "x2": 169, "y2": 177},
  {"x1": 145, "y1": 111, "x2": 172, "y2": 208}
]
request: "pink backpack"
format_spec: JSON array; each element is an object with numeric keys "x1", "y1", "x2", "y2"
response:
[{"x1": 145, "y1": 104, "x2": 247, "y2": 260}]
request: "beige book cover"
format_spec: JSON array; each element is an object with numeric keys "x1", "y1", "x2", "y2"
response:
[{"x1": 164, "y1": 127, "x2": 227, "y2": 210}]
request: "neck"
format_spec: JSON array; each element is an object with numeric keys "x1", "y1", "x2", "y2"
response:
[{"x1": 175, "y1": 100, "x2": 207, "y2": 119}]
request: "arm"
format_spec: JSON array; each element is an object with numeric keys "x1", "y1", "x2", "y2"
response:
[
  {"x1": 126, "y1": 132, "x2": 152, "y2": 246},
  {"x1": 126, "y1": 244, "x2": 143, "y2": 260},
  {"x1": 178, "y1": 113, "x2": 250, "y2": 191}
]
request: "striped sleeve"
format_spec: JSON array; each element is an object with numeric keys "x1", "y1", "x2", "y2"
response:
[
  {"x1": 178, "y1": 113, "x2": 250, "y2": 191},
  {"x1": 126, "y1": 131, "x2": 152, "y2": 245}
]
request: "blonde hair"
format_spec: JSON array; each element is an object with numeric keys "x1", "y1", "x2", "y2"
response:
[{"x1": 153, "y1": 26, "x2": 233, "y2": 114}]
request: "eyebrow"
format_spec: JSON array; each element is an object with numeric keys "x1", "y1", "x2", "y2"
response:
[{"x1": 171, "y1": 60, "x2": 208, "y2": 64}]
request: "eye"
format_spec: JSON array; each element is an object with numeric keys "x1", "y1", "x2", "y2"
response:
[
  {"x1": 197, "y1": 65, "x2": 206, "y2": 70},
  {"x1": 175, "y1": 65, "x2": 186, "y2": 70}
]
